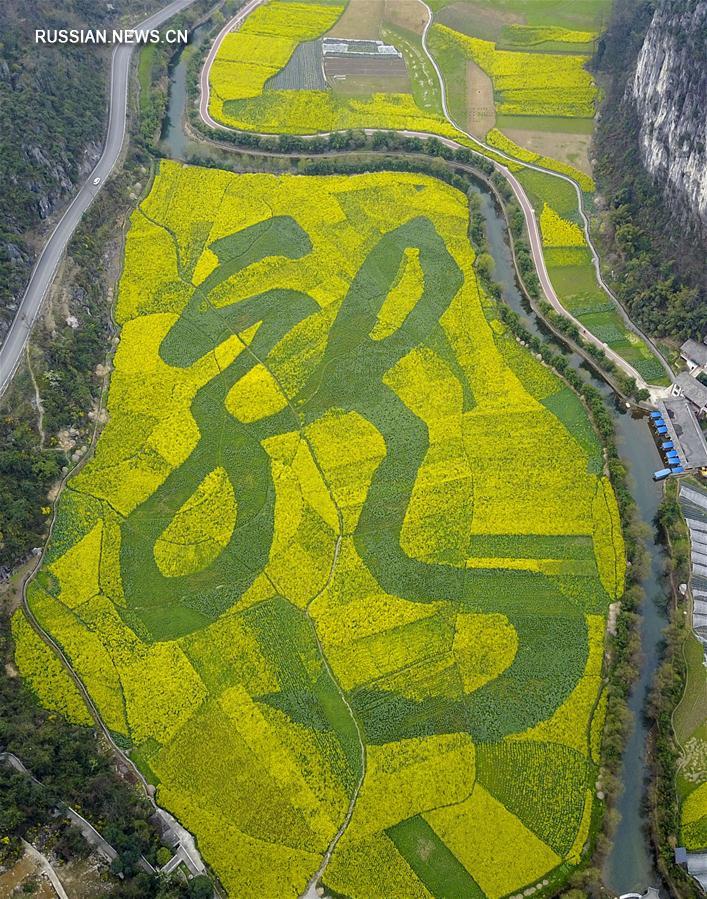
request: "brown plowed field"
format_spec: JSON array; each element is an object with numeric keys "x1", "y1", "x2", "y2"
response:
[
  {"x1": 383, "y1": 0, "x2": 427, "y2": 35},
  {"x1": 324, "y1": 55, "x2": 408, "y2": 79}
]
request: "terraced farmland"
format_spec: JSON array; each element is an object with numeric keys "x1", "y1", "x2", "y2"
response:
[{"x1": 24, "y1": 162, "x2": 625, "y2": 897}]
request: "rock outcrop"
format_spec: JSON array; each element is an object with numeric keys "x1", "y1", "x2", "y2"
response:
[{"x1": 631, "y1": 0, "x2": 707, "y2": 236}]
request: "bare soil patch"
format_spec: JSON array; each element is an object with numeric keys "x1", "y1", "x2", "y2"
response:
[
  {"x1": 325, "y1": 55, "x2": 408, "y2": 79},
  {"x1": 504, "y1": 126, "x2": 592, "y2": 175},
  {"x1": 383, "y1": 0, "x2": 427, "y2": 35},
  {"x1": 0, "y1": 853, "x2": 54, "y2": 899},
  {"x1": 0, "y1": 558, "x2": 36, "y2": 614},
  {"x1": 332, "y1": 73, "x2": 411, "y2": 95},
  {"x1": 466, "y1": 59, "x2": 495, "y2": 138},
  {"x1": 56, "y1": 856, "x2": 112, "y2": 898},
  {"x1": 327, "y1": 0, "x2": 384, "y2": 39}
]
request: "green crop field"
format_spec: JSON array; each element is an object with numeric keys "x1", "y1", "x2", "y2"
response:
[
  {"x1": 495, "y1": 114, "x2": 595, "y2": 135},
  {"x1": 18, "y1": 161, "x2": 627, "y2": 897},
  {"x1": 676, "y1": 635, "x2": 707, "y2": 851},
  {"x1": 517, "y1": 168, "x2": 667, "y2": 384},
  {"x1": 207, "y1": 0, "x2": 460, "y2": 136}
]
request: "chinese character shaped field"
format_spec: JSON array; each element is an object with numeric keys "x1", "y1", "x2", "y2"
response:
[{"x1": 26, "y1": 161, "x2": 624, "y2": 899}]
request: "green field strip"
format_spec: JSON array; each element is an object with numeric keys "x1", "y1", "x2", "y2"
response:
[{"x1": 387, "y1": 815, "x2": 486, "y2": 899}]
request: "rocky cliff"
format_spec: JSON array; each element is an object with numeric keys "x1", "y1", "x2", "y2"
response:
[{"x1": 631, "y1": 0, "x2": 707, "y2": 237}]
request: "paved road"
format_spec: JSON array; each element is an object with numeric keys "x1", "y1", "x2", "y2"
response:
[
  {"x1": 0, "y1": 0, "x2": 198, "y2": 397},
  {"x1": 157, "y1": 806, "x2": 208, "y2": 877},
  {"x1": 199, "y1": 0, "x2": 265, "y2": 126},
  {"x1": 685, "y1": 852, "x2": 707, "y2": 891},
  {"x1": 198, "y1": 0, "x2": 673, "y2": 394},
  {"x1": 4, "y1": 0, "x2": 212, "y2": 878},
  {"x1": 415, "y1": 0, "x2": 672, "y2": 393}
]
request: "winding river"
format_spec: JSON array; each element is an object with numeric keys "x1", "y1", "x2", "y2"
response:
[{"x1": 160, "y1": 32, "x2": 669, "y2": 895}]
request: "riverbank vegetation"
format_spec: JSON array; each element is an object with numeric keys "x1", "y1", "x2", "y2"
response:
[
  {"x1": 199, "y1": 0, "x2": 667, "y2": 388},
  {"x1": 492, "y1": 302, "x2": 647, "y2": 897},
  {"x1": 467, "y1": 181, "x2": 659, "y2": 896},
  {"x1": 136, "y1": 0, "x2": 238, "y2": 148}
]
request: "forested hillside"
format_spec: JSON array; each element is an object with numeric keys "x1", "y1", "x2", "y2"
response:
[{"x1": 0, "y1": 0, "x2": 156, "y2": 346}]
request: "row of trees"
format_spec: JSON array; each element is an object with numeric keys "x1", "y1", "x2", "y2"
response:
[
  {"x1": 465, "y1": 185, "x2": 655, "y2": 896},
  {"x1": 486, "y1": 172, "x2": 650, "y2": 402},
  {"x1": 245, "y1": 148, "x2": 648, "y2": 894},
  {"x1": 135, "y1": 0, "x2": 217, "y2": 149},
  {"x1": 495, "y1": 301, "x2": 647, "y2": 897},
  {"x1": 593, "y1": 5, "x2": 707, "y2": 892}
]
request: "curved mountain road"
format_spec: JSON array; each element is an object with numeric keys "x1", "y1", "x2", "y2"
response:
[{"x1": 0, "y1": 0, "x2": 199, "y2": 397}]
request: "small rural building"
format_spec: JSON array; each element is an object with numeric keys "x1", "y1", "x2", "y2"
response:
[
  {"x1": 658, "y1": 397, "x2": 707, "y2": 469},
  {"x1": 680, "y1": 339, "x2": 707, "y2": 372},
  {"x1": 675, "y1": 372, "x2": 707, "y2": 416}
]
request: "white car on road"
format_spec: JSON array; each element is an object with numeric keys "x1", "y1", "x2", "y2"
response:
[{"x1": 92, "y1": 177, "x2": 101, "y2": 185}]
